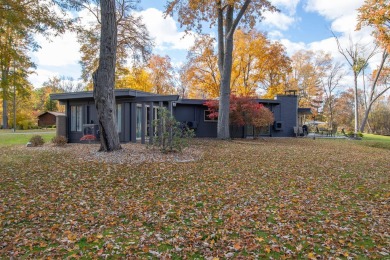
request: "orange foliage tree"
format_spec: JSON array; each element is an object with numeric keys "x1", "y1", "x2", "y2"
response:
[
  {"x1": 204, "y1": 95, "x2": 274, "y2": 135},
  {"x1": 357, "y1": 0, "x2": 390, "y2": 52},
  {"x1": 147, "y1": 54, "x2": 176, "y2": 94},
  {"x1": 181, "y1": 30, "x2": 291, "y2": 99}
]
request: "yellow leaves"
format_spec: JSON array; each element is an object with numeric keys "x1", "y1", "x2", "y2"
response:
[
  {"x1": 264, "y1": 245, "x2": 271, "y2": 253},
  {"x1": 307, "y1": 252, "x2": 316, "y2": 259},
  {"x1": 65, "y1": 231, "x2": 77, "y2": 243},
  {"x1": 255, "y1": 237, "x2": 264, "y2": 242},
  {"x1": 233, "y1": 243, "x2": 241, "y2": 250}
]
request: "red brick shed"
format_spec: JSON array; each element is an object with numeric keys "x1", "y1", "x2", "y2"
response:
[{"x1": 37, "y1": 111, "x2": 65, "y2": 127}]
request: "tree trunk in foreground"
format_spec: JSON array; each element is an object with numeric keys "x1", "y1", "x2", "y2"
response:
[{"x1": 93, "y1": 0, "x2": 121, "y2": 152}]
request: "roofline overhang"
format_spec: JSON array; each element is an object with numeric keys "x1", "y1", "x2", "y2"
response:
[{"x1": 51, "y1": 89, "x2": 178, "y2": 102}]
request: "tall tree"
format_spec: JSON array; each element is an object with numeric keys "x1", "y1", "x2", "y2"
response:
[
  {"x1": 357, "y1": 0, "x2": 390, "y2": 52},
  {"x1": 77, "y1": 0, "x2": 153, "y2": 88},
  {"x1": 181, "y1": 30, "x2": 290, "y2": 99},
  {"x1": 92, "y1": 0, "x2": 121, "y2": 151},
  {"x1": 166, "y1": 0, "x2": 277, "y2": 139},
  {"x1": 333, "y1": 34, "x2": 377, "y2": 136},
  {"x1": 359, "y1": 51, "x2": 389, "y2": 132},
  {"x1": 287, "y1": 50, "x2": 327, "y2": 112},
  {"x1": 357, "y1": 0, "x2": 390, "y2": 132},
  {"x1": 320, "y1": 60, "x2": 345, "y2": 130},
  {"x1": 0, "y1": 0, "x2": 71, "y2": 128}
]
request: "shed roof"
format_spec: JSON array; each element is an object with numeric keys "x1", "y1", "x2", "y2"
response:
[{"x1": 37, "y1": 111, "x2": 65, "y2": 117}]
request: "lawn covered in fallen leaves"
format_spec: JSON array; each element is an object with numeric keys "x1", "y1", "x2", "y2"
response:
[{"x1": 0, "y1": 138, "x2": 389, "y2": 259}]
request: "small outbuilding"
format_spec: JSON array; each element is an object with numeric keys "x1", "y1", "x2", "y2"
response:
[{"x1": 37, "y1": 111, "x2": 65, "y2": 127}]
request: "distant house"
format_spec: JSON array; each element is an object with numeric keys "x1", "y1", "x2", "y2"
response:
[
  {"x1": 37, "y1": 111, "x2": 65, "y2": 127},
  {"x1": 50, "y1": 89, "x2": 305, "y2": 143}
]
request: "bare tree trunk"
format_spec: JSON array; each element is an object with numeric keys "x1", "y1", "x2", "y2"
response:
[
  {"x1": 353, "y1": 72, "x2": 359, "y2": 137},
  {"x1": 2, "y1": 98, "x2": 8, "y2": 129},
  {"x1": 93, "y1": 0, "x2": 121, "y2": 152},
  {"x1": 359, "y1": 50, "x2": 389, "y2": 132},
  {"x1": 2, "y1": 70, "x2": 8, "y2": 128}
]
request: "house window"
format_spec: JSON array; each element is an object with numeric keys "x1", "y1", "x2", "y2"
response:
[
  {"x1": 71, "y1": 105, "x2": 82, "y2": 132},
  {"x1": 116, "y1": 104, "x2": 122, "y2": 133},
  {"x1": 204, "y1": 110, "x2": 217, "y2": 122}
]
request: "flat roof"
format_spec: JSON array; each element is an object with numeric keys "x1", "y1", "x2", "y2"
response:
[
  {"x1": 177, "y1": 98, "x2": 280, "y2": 105},
  {"x1": 51, "y1": 89, "x2": 179, "y2": 102}
]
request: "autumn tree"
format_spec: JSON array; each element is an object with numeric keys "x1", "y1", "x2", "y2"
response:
[
  {"x1": 181, "y1": 30, "x2": 291, "y2": 99},
  {"x1": 359, "y1": 51, "x2": 389, "y2": 132},
  {"x1": 0, "y1": 0, "x2": 70, "y2": 128},
  {"x1": 77, "y1": 0, "x2": 153, "y2": 89},
  {"x1": 287, "y1": 50, "x2": 328, "y2": 112},
  {"x1": 320, "y1": 60, "x2": 345, "y2": 130},
  {"x1": 181, "y1": 35, "x2": 220, "y2": 98},
  {"x1": 356, "y1": 0, "x2": 390, "y2": 132},
  {"x1": 261, "y1": 42, "x2": 292, "y2": 99},
  {"x1": 147, "y1": 55, "x2": 176, "y2": 94},
  {"x1": 116, "y1": 67, "x2": 153, "y2": 92},
  {"x1": 166, "y1": 0, "x2": 277, "y2": 139},
  {"x1": 357, "y1": 0, "x2": 390, "y2": 52},
  {"x1": 368, "y1": 96, "x2": 390, "y2": 135},
  {"x1": 332, "y1": 89, "x2": 355, "y2": 129}
]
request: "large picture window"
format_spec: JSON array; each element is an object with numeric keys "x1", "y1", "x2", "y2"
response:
[{"x1": 71, "y1": 105, "x2": 82, "y2": 132}]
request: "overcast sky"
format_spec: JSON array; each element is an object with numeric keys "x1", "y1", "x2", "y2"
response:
[{"x1": 29, "y1": 0, "x2": 377, "y2": 88}]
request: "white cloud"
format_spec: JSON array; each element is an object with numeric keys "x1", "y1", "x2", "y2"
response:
[
  {"x1": 137, "y1": 8, "x2": 196, "y2": 51},
  {"x1": 270, "y1": 0, "x2": 300, "y2": 15},
  {"x1": 304, "y1": 0, "x2": 364, "y2": 20},
  {"x1": 33, "y1": 32, "x2": 81, "y2": 67},
  {"x1": 263, "y1": 11, "x2": 295, "y2": 31},
  {"x1": 268, "y1": 30, "x2": 284, "y2": 39},
  {"x1": 29, "y1": 69, "x2": 60, "y2": 88},
  {"x1": 278, "y1": 39, "x2": 306, "y2": 55}
]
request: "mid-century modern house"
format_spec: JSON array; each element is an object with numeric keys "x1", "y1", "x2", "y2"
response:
[{"x1": 51, "y1": 89, "x2": 307, "y2": 143}]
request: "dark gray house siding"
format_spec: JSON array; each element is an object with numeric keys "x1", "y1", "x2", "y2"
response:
[
  {"x1": 270, "y1": 95, "x2": 298, "y2": 137},
  {"x1": 173, "y1": 101, "x2": 218, "y2": 138},
  {"x1": 51, "y1": 89, "x2": 300, "y2": 143}
]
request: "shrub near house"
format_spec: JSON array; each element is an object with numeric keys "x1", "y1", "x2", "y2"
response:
[{"x1": 204, "y1": 95, "x2": 274, "y2": 137}]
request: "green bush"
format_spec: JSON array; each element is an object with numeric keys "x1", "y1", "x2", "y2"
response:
[
  {"x1": 29, "y1": 135, "x2": 45, "y2": 146},
  {"x1": 51, "y1": 135, "x2": 67, "y2": 146},
  {"x1": 150, "y1": 108, "x2": 195, "y2": 153},
  {"x1": 346, "y1": 131, "x2": 364, "y2": 138}
]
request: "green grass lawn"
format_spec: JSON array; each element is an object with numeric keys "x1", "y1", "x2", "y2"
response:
[
  {"x1": 360, "y1": 133, "x2": 390, "y2": 150},
  {"x1": 0, "y1": 138, "x2": 389, "y2": 259},
  {"x1": 0, "y1": 129, "x2": 56, "y2": 146}
]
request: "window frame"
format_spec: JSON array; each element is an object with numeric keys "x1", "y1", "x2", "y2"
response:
[
  {"x1": 204, "y1": 110, "x2": 218, "y2": 122},
  {"x1": 70, "y1": 105, "x2": 83, "y2": 132}
]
